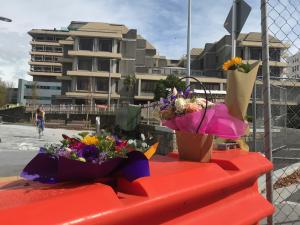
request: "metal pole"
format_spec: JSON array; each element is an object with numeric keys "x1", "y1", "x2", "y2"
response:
[
  {"x1": 108, "y1": 59, "x2": 112, "y2": 111},
  {"x1": 186, "y1": 0, "x2": 191, "y2": 86},
  {"x1": 253, "y1": 83, "x2": 257, "y2": 150},
  {"x1": 232, "y1": 0, "x2": 237, "y2": 58},
  {"x1": 261, "y1": 1, "x2": 273, "y2": 224}
]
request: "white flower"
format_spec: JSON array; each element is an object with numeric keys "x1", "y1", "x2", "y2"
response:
[
  {"x1": 194, "y1": 98, "x2": 214, "y2": 108},
  {"x1": 128, "y1": 139, "x2": 134, "y2": 145},
  {"x1": 172, "y1": 87, "x2": 178, "y2": 96},
  {"x1": 140, "y1": 133, "x2": 145, "y2": 141},
  {"x1": 175, "y1": 98, "x2": 186, "y2": 113},
  {"x1": 141, "y1": 142, "x2": 149, "y2": 149}
]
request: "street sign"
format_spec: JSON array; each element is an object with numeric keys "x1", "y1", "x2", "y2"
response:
[{"x1": 224, "y1": 0, "x2": 251, "y2": 36}]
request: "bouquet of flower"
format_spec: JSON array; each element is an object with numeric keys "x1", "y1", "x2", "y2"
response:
[
  {"x1": 21, "y1": 132, "x2": 158, "y2": 183},
  {"x1": 159, "y1": 78, "x2": 247, "y2": 162},
  {"x1": 223, "y1": 57, "x2": 260, "y2": 121},
  {"x1": 160, "y1": 87, "x2": 247, "y2": 139}
]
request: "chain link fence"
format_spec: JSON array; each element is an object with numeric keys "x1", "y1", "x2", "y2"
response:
[{"x1": 260, "y1": 0, "x2": 300, "y2": 224}]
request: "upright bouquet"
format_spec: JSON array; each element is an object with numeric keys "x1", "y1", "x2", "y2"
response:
[
  {"x1": 21, "y1": 133, "x2": 158, "y2": 183},
  {"x1": 223, "y1": 57, "x2": 260, "y2": 121},
  {"x1": 160, "y1": 77, "x2": 247, "y2": 162},
  {"x1": 223, "y1": 57, "x2": 260, "y2": 150}
]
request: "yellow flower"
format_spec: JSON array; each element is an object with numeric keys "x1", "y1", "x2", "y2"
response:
[
  {"x1": 232, "y1": 57, "x2": 242, "y2": 65},
  {"x1": 81, "y1": 135, "x2": 99, "y2": 145},
  {"x1": 223, "y1": 57, "x2": 243, "y2": 71},
  {"x1": 222, "y1": 60, "x2": 232, "y2": 71}
]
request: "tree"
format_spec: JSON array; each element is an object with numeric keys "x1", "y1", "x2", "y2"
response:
[
  {"x1": 0, "y1": 78, "x2": 10, "y2": 107},
  {"x1": 154, "y1": 74, "x2": 187, "y2": 100},
  {"x1": 124, "y1": 74, "x2": 136, "y2": 102},
  {"x1": 31, "y1": 82, "x2": 38, "y2": 105}
]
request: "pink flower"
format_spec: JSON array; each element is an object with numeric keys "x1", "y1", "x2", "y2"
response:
[{"x1": 185, "y1": 103, "x2": 201, "y2": 113}]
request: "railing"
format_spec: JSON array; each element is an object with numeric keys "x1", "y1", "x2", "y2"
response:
[
  {"x1": 148, "y1": 67, "x2": 203, "y2": 76},
  {"x1": 25, "y1": 104, "x2": 116, "y2": 114}
]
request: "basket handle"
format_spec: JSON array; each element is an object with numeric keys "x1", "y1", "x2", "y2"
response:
[{"x1": 178, "y1": 76, "x2": 211, "y2": 133}]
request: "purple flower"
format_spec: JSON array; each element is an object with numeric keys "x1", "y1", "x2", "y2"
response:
[
  {"x1": 184, "y1": 87, "x2": 191, "y2": 98},
  {"x1": 78, "y1": 145, "x2": 100, "y2": 162},
  {"x1": 39, "y1": 147, "x2": 47, "y2": 153},
  {"x1": 98, "y1": 152, "x2": 108, "y2": 165}
]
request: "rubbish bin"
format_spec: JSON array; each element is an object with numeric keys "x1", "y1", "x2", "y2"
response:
[
  {"x1": 0, "y1": 150, "x2": 274, "y2": 225},
  {"x1": 115, "y1": 104, "x2": 141, "y2": 131}
]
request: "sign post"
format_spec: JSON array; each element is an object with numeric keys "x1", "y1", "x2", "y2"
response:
[{"x1": 224, "y1": 0, "x2": 251, "y2": 57}]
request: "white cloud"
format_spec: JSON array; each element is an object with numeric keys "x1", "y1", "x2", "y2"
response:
[{"x1": 0, "y1": 0, "x2": 262, "y2": 86}]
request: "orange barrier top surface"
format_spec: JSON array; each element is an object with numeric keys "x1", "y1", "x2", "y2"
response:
[{"x1": 0, "y1": 150, "x2": 274, "y2": 225}]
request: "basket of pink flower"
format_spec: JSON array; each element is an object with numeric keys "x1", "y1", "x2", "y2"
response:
[{"x1": 160, "y1": 76, "x2": 248, "y2": 162}]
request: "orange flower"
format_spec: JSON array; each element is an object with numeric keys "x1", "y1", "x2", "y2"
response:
[
  {"x1": 232, "y1": 57, "x2": 242, "y2": 65},
  {"x1": 222, "y1": 60, "x2": 232, "y2": 71}
]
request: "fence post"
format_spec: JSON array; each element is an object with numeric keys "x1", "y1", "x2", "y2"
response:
[
  {"x1": 147, "y1": 101, "x2": 150, "y2": 125},
  {"x1": 261, "y1": 1, "x2": 273, "y2": 224}
]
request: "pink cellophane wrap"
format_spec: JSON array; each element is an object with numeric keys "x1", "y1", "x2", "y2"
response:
[{"x1": 162, "y1": 103, "x2": 247, "y2": 139}]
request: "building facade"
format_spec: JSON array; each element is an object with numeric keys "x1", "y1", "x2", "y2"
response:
[
  {"x1": 193, "y1": 32, "x2": 288, "y2": 78},
  {"x1": 287, "y1": 52, "x2": 300, "y2": 79},
  {"x1": 29, "y1": 21, "x2": 177, "y2": 105},
  {"x1": 18, "y1": 79, "x2": 61, "y2": 105}
]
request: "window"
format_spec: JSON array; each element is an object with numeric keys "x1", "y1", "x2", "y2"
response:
[
  {"x1": 45, "y1": 46, "x2": 53, "y2": 52},
  {"x1": 78, "y1": 57, "x2": 93, "y2": 71},
  {"x1": 34, "y1": 45, "x2": 44, "y2": 52},
  {"x1": 99, "y1": 39, "x2": 112, "y2": 52},
  {"x1": 46, "y1": 36, "x2": 54, "y2": 41},
  {"x1": 79, "y1": 38, "x2": 93, "y2": 51},
  {"x1": 24, "y1": 96, "x2": 52, "y2": 100},
  {"x1": 98, "y1": 59, "x2": 110, "y2": 72},
  {"x1": 95, "y1": 78, "x2": 109, "y2": 92},
  {"x1": 249, "y1": 48, "x2": 262, "y2": 60},
  {"x1": 141, "y1": 80, "x2": 157, "y2": 93},
  {"x1": 53, "y1": 67, "x2": 62, "y2": 73},
  {"x1": 191, "y1": 82, "x2": 220, "y2": 91},
  {"x1": 76, "y1": 77, "x2": 90, "y2": 91},
  {"x1": 269, "y1": 48, "x2": 281, "y2": 62},
  {"x1": 32, "y1": 55, "x2": 43, "y2": 61},
  {"x1": 54, "y1": 47, "x2": 63, "y2": 52},
  {"x1": 270, "y1": 67, "x2": 281, "y2": 77},
  {"x1": 36, "y1": 36, "x2": 45, "y2": 41},
  {"x1": 44, "y1": 56, "x2": 53, "y2": 62}
]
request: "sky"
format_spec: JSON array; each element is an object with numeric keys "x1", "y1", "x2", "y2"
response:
[{"x1": 0, "y1": 0, "x2": 261, "y2": 86}]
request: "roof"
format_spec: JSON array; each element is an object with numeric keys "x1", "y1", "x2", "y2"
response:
[
  {"x1": 68, "y1": 21, "x2": 128, "y2": 34},
  {"x1": 237, "y1": 32, "x2": 282, "y2": 43},
  {"x1": 190, "y1": 48, "x2": 203, "y2": 56},
  {"x1": 137, "y1": 34, "x2": 156, "y2": 50},
  {"x1": 146, "y1": 41, "x2": 155, "y2": 50}
]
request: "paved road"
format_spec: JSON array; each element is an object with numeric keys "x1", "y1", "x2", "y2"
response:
[{"x1": 0, "y1": 123, "x2": 91, "y2": 176}]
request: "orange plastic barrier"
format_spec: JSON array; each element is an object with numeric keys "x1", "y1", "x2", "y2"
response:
[{"x1": 0, "y1": 150, "x2": 274, "y2": 225}]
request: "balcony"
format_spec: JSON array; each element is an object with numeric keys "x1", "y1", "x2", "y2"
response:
[
  {"x1": 31, "y1": 41, "x2": 60, "y2": 46},
  {"x1": 65, "y1": 92, "x2": 120, "y2": 99},
  {"x1": 29, "y1": 61, "x2": 62, "y2": 66},
  {"x1": 28, "y1": 71, "x2": 62, "y2": 77},
  {"x1": 30, "y1": 51, "x2": 63, "y2": 56},
  {"x1": 148, "y1": 67, "x2": 203, "y2": 76},
  {"x1": 68, "y1": 50, "x2": 121, "y2": 59},
  {"x1": 59, "y1": 39, "x2": 74, "y2": 45},
  {"x1": 67, "y1": 70, "x2": 121, "y2": 78}
]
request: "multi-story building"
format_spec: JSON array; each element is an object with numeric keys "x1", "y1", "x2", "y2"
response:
[
  {"x1": 287, "y1": 52, "x2": 300, "y2": 79},
  {"x1": 18, "y1": 79, "x2": 61, "y2": 105},
  {"x1": 194, "y1": 32, "x2": 288, "y2": 78},
  {"x1": 28, "y1": 21, "x2": 169, "y2": 105}
]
